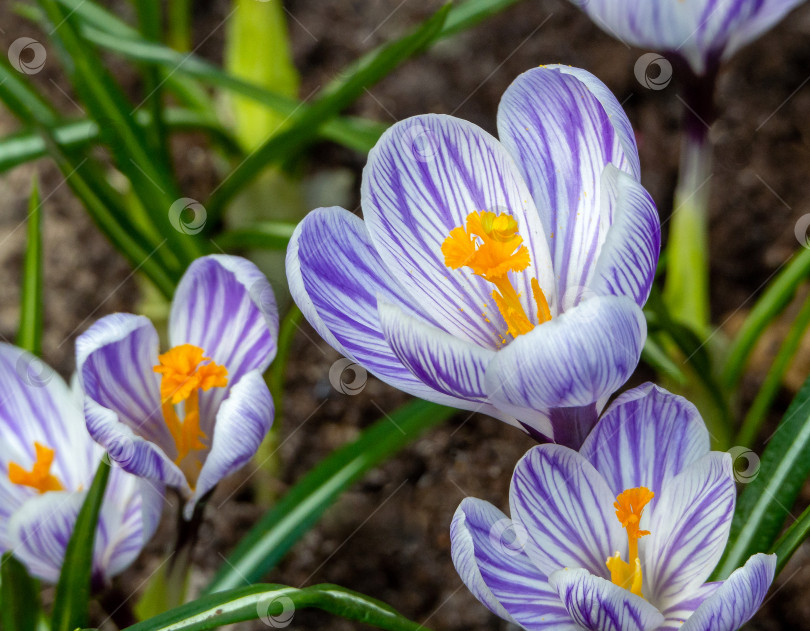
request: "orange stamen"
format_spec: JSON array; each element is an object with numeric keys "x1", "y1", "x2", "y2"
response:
[
  {"x1": 607, "y1": 487, "x2": 654, "y2": 598},
  {"x1": 9, "y1": 442, "x2": 64, "y2": 494}
]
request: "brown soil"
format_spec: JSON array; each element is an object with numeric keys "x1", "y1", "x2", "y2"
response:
[{"x1": 2, "y1": 0, "x2": 810, "y2": 629}]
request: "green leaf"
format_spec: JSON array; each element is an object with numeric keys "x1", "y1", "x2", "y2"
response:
[
  {"x1": 206, "y1": 4, "x2": 451, "y2": 217},
  {"x1": 215, "y1": 222, "x2": 297, "y2": 251},
  {"x1": 723, "y1": 245, "x2": 810, "y2": 389},
  {"x1": 206, "y1": 399, "x2": 454, "y2": 593},
  {"x1": 51, "y1": 460, "x2": 111, "y2": 631},
  {"x1": 120, "y1": 583, "x2": 428, "y2": 631},
  {"x1": 16, "y1": 178, "x2": 43, "y2": 357},
  {"x1": 712, "y1": 375, "x2": 810, "y2": 580},
  {"x1": 1, "y1": 553, "x2": 40, "y2": 631},
  {"x1": 0, "y1": 110, "x2": 240, "y2": 175},
  {"x1": 736, "y1": 290, "x2": 810, "y2": 447},
  {"x1": 771, "y1": 502, "x2": 810, "y2": 576},
  {"x1": 440, "y1": 0, "x2": 523, "y2": 37},
  {"x1": 641, "y1": 335, "x2": 686, "y2": 385}
]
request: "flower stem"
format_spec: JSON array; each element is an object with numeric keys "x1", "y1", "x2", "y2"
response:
[{"x1": 662, "y1": 65, "x2": 717, "y2": 335}]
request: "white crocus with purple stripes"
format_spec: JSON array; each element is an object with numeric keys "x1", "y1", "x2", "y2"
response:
[
  {"x1": 451, "y1": 383, "x2": 776, "y2": 631},
  {"x1": 77, "y1": 255, "x2": 278, "y2": 518},
  {"x1": 288, "y1": 65, "x2": 660, "y2": 448},
  {"x1": 0, "y1": 344, "x2": 163, "y2": 585},
  {"x1": 571, "y1": 0, "x2": 804, "y2": 76}
]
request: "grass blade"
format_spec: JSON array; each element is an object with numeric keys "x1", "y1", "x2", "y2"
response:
[
  {"x1": 1, "y1": 553, "x2": 40, "y2": 631},
  {"x1": 51, "y1": 460, "x2": 111, "y2": 631},
  {"x1": 16, "y1": 177, "x2": 43, "y2": 356},
  {"x1": 121, "y1": 583, "x2": 429, "y2": 631},
  {"x1": 712, "y1": 376, "x2": 810, "y2": 579}
]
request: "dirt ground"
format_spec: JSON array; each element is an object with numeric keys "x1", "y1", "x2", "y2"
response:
[{"x1": 2, "y1": 0, "x2": 810, "y2": 629}]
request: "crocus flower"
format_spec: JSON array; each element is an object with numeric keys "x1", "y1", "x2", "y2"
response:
[
  {"x1": 571, "y1": 0, "x2": 805, "y2": 76},
  {"x1": 451, "y1": 383, "x2": 775, "y2": 631},
  {"x1": 77, "y1": 255, "x2": 278, "y2": 517},
  {"x1": 0, "y1": 344, "x2": 163, "y2": 584},
  {"x1": 287, "y1": 65, "x2": 660, "y2": 447}
]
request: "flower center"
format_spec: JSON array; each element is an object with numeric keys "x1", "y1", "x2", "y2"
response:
[
  {"x1": 153, "y1": 344, "x2": 228, "y2": 483},
  {"x1": 441, "y1": 211, "x2": 551, "y2": 343},
  {"x1": 9, "y1": 442, "x2": 64, "y2": 494},
  {"x1": 606, "y1": 486, "x2": 654, "y2": 598}
]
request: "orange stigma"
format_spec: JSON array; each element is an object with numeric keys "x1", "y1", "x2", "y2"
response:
[
  {"x1": 606, "y1": 487, "x2": 654, "y2": 598},
  {"x1": 441, "y1": 211, "x2": 551, "y2": 341},
  {"x1": 9, "y1": 442, "x2": 64, "y2": 494},
  {"x1": 153, "y1": 344, "x2": 228, "y2": 482}
]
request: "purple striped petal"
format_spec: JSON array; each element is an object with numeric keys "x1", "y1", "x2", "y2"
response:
[
  {"x1": 0, "y1": 344, "x2": 100, "y2": 546},
  {"x1": 574, "y1": 0, "x2": 804, "y2": 75},
  {"x1": 77, "y1": 314, "x2": 187, "y2": 491},
  {"x1": 190, "y1": 370, "x2": 273, "y2": 517},
  {"x1": 361, "y1": 113, "x2": 556, "y2": 349},
  {"x1": 509, "y1": 445, "x2": 623, "y2": 578},
  {"x1": 659, "y1": 582, "x2": 721, "y2": 630},
  {"x1": 170, "y1": 255, "x2": 278, "y2": 436},
  {"x1": 497, "y1": 65, "x2": 641, "y2": 305},
  {"x1": 378, "y1": 302, "x2": 494, "y2": 402},
  {"x1": 451, "y1": 498, "x2": 578, "y2": 630},
  {"x1": 644, "y1": 453, "x2": 736, "y2": 607},
  {"x1": 485, "y1": 295, "x2": 646, "y2": 438},
  {"x1": 287, "y1": 206, "x2": 475, "y2": 409},
  {"x1": 580, "y1": 383, "x2": 710, "y2": 499},
  {"x1": 6, "y1": 466, "x2": 164, "y2": 584},
  {"x1": 548, "y1": 568, "x2": 665, "y2": 631},
  {"x1": 589, "y1": 166, "x2": 660, "y2": 307},
  {"x1": 681, "y1": 553, "x2": 776, "y2": 631}
]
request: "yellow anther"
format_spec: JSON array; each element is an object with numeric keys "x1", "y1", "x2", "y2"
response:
[
  {"x1": 9, "y1": 442, "x2": 64, "y2": 494},
  {"x1": 153, "y1": 344, "x2": 228, "y2": 481},
  {"x1": 441, "y1": 211, "x2": 551, "y2": 340},
  {"x1": 607, "y1": 487, "x2": 654, "y2": 599}
]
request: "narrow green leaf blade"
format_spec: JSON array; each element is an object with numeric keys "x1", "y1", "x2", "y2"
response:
[
  {"x1": 206, "y1": 4, "x2": 451, "y2": 216},
  {"x1": 713, "y1": 376, "x2": 810, "y2": 579},
  {"x1": 771, "y1": 503, "x2": 810, "y2": 576},
  {"x1": 215, "y1": 222, "x2": 297, "y2": 251},
  {"x1": 16, "y1": 178, "x2": 43, "y2": 356},
  {"x1": 122, "y1": 583, "x2": 428, "y2": 631},
  {"x1": 1, "y1": 553, "x2": 40, "y2": 631},
  {"x1": 206, "y1": 399, "x2": 453, "y2": 593},
  {"x1": 51, "y1": 460, "x2": 111, "y2": 631}
]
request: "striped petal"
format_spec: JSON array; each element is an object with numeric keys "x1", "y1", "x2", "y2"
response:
[
  {"x1": 361, "y1": 113, "x2": 556, "y2": 349},
  {"x1": 6, "y1": 466, "x2": 163, "y2": 584},
  {"x1": 378, "y1": 302, "x2": 494, "y2": 403},
  {"x1": 574, "y1": 0, "x2": 804, "y2": 75},
  {"x1": 485, "y1": 295, "x2": 646, "y2": 442},
  {"x1": 190, "y1": 371, "x2": 273, "y2": 517},
  {"x1": 548, "y1": 568, "x2": 665, "y2": 631},
  {"x1": 0, "y1": 344, "x2": 100, "y2": 546},
  {"x1": 681, "y1": 553, "x2": 776, "y2": 631},
  {"x1": 451, "y1": 498, "x2": 577, "y2": 630},
  {"x1": 497, "y1": 65, "x2": 641, "y2": 305},
  {"x1": 644, "y1": 453, "x2": 736, "y2": 607},
  {"x1": 659, "y1": 583, "x2": 721, "y2": 630},
  {"x1": 77, "y1": 314, "x2": 187, "y2": 490},
  {"x1": 589, "y1": 166, "x2": 660, "y2": 308},
  {"x1": 287, "y1": 206, "x2": 474, "y2": 409},
  {"x1": 170, "y1": 255, "x2": 278, "y2": 435},
  {"x1": 509, "y1": 445, "x2": 623, "y2": 579},
  {"x1": 580, "y1": 383, "x2": 710, "y2": 499}
]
